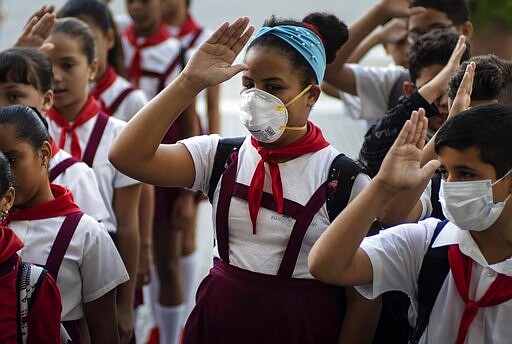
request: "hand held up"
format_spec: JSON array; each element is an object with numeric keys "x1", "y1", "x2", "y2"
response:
[
  {"x1": 181, "y1": 17, "x2": 254, "y2": 91},
  {"x1": 374, "y1": 108, "x2": 440, "y2": 193}
]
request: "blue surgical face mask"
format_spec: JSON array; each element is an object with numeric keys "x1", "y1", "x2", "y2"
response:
[
  {"x1": 439, "y1": 169, "x2": 512, "y2": 231},
  {"x1": 238, "y1": 85, "x2": 311, "y2": 143}
]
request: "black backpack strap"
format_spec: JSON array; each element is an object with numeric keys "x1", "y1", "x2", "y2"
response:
[
  {"x1": 429, "y1": 171, "x2": 445, "y2": 220},
  {"x1": 410, "y1": 219, "x2": 450, "y2": 343},
  {"x1": 326, "y1": 154, "x2": 366, "y2": 222},
  {"x1": 208, "y1": 137, "x2": 245, "y2": 202},
  {"x1": 17, "y1": 262, "x2": 47, "y2": 344}
]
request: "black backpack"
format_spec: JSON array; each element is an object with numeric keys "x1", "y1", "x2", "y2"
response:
[{"x1": 207, "y1": 137, "x2": 365, "y2": 223}]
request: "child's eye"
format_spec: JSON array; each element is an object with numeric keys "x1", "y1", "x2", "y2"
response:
[
  {"x1": 62, "y1": 63, "x2": 74, "y2": 70},
  {"x1": 7, "y1": 93, "x2": 23, "y2": 102}
]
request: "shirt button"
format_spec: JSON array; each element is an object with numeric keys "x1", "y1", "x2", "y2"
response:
[{"x1": 486, "y1": 269, "x2": 496, "y2": 277}]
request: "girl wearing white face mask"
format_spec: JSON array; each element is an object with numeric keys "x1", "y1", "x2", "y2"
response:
[{"x1": 109, "y1": 15, "x2": 380, "y2": 344}]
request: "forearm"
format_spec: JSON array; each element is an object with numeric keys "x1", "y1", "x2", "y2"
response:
[
  {"x1": 84, "y1": 289, "x2": 120, "y2": 344},
  {"x1": 109, "y1": 74, "x2": 203, "y2": 173},
  {"x1": 206, "y1": 85, "x2": 221, "y2": 134},
  {"x1": 309, "y1": 178, "x2": 397, "y2": 284},
  {"x1": 347, "y1": 30, "x2": 382, "y2": 63}
]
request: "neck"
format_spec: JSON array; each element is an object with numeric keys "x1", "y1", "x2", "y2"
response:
[
  {"x1": 472, "y1": 213, "x2": 512, "y2": 264},
  {"x1": 162, "y1": 5, "x2": 187, "y2": 27},
  {"x1": 135, "y1": 20, "x2": 160, "y2": 38},
  {"x1": 55, "y1": 94, "x2": 89, "y2": 122},
  {"x1": 18, "y1": 180, "x2": 54, "y2": 209}
]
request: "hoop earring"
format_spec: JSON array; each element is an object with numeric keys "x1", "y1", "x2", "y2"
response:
[{"x1": 0, "y1": 210, "x2": 8, "y2": 223}]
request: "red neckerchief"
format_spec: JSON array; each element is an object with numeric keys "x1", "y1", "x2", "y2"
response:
[
  {"x1": 90, "y1": 65, "x2": 117, "y2": 101},
  {"x1": 6, "y1": 184, "x2": 81, "y2": 222},
  {"x1": 175, "y1": 13, "x2": 200, "y2": 38},
  {"x1": 248, "y1": 122, "x2": 329, "y2": 234},
  {"x1": 448, "y1": 244, "x2": 512, "y2": 344},
  {"x1": 47, "y1": 96, "x2": 100, "y2": 159},
  {"x1": 123, "y1": 22, "x2": 171, "y2": 87},
  {"x1": 0, "y1": 226, "x2": 23, "y2": 263}
]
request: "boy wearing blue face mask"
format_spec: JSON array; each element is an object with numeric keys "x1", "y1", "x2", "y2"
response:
[{"x1": 309, "y1": 103, "x2": 512, "y2": 344}]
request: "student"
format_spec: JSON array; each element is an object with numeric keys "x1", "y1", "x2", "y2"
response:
[
  {"x1": 56, "y1": 0, "x2": 154, "y2": 313},
  {"x1": 57, "y1": 0, "x2": 148, "y2": 121},
  {"x1": 310, "y1": 103, "x2": 512, "y2": 343},
  {"x1": 324, "y1": 0, "x2": 473, "y2": 126},
  {"x1": 0, "y1": 104, "x2": 129, "y2": 343},
  {"x1": 109, "y1": 15, "x2": 387, "y2": 343},
  {"x1": 0, "y1": 151, "x2": 62, "y2": 344},
  {"x1": 359, "y1": 29, "x2": 471, "y2": 178},
  {"x1": 42, "y1": 18, "x2": 142, "y2": 343},
  {"x1": 0, "y1": 47, "x2": 109, "y2": 224}
]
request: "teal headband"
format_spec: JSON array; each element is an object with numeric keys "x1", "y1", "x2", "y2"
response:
[{"x1": 254, "y1": 25, "x2": 326, "y2": 83}]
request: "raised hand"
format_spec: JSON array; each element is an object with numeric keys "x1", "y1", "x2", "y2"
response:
[
  {"x1": 182, "y1": 17, "x2": 254, "y2": 90},
  {"x1": 13, "y1": 5, "x2": 56, "y2": 49},
  {"x1": 448, "y1": 61, "x2": 475, "y2": 117},
  {"x1": 378, "y1": 0, "x2": 426, "y2": 19},
  {"x1": 375, "y1": 108, "x2": 440, "y2": 192}
]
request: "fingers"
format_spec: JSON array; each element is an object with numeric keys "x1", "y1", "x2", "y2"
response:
[
  {"x1": 449, "y1": 61, "x2": 475, "y2": 117},
  {"x1": 219, "y1": 17, "x2": 250, "y2": 47},
  {"x1": 415, "y1": 109, "x2": 428, "y2": 149},
  {"x1": 394, "y1": 110, "x2": 418, "y2": 147},
  {"x1": 448, "y1": 35, "x2": 467, "y2": 65},
  {"x1": 421, "y1": 159, "x2": 441, "y2": 180},
  {"x1": 231, "y1": 24, "x2": 255, "y2": 55},
  {"x1": 32, "y1": 12, "x2": 56, "y2": 40},
  {"x1": 407, "y1": 6, "x2": 426, "y2": 16}
]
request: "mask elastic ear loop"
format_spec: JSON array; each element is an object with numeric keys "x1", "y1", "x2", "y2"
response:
[{"x1": 277, "y1": 84, "x2": 313, "y2": 112}]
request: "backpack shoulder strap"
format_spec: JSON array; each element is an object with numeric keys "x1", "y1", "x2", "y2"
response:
[
  {"x1": 410, "y1": 219, "x2": 450, "y2": 343},
  {"x1": 16, "y1": 262, "x2": 47, "y2": 344},
  {"x1": 326, "y1": 154, "x2": 366, "y2": 222},
  {"x1": 208, "y1": 137, "x2": 245, "y2": 202},
  {"x1": 429, "y1": 171, "x2": 445, "y2": 220}
]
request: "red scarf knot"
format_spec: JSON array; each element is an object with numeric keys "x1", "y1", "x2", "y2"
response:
[
  {"x1": 124, "y1": 22, "x2": 171, "y2": 87},
  {"x1": 448, "y1": 244, "x2": 512, "y2": 344},
  {"x1": 47, "y1": 96, "x2": 101, "y2": 160},
  {"x1": 248, "y1": 122, "x2": 329, "y2": 234}
]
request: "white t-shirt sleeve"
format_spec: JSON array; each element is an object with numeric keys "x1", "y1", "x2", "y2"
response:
[
  {"x1": 80, "y1": 216, "x2": 129, "y2": 303},
  {"x1": 355, "y1": 218, "x2": 440, "y2": 301},
  {"x1": 178, "y1": 134, "x2": 221, "y2": 195},
  {"x1": 347, "y1": 64, "x2": 408, "y2": 121},
  {"x1": 419, "y1": 180, "x2": 433, "y2": 220}
]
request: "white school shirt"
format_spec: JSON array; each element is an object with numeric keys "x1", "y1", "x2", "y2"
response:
[
  {"x1": 121, "y1": 35, "x2": 182, "y2": 100},
  {"x1": 345, "y1": 64, "x2": 409, "y2": 122},
  {"x1": 180, "y1": 134, "x2": 370, "y2": 278},
  {"x1": 11, "y1": 214, "x2": 129, "y2": 321},
  {"x1": 47, "y1": 115, "x2": 140, "y2": 233},
  {"x1": 51, "y1": 148, "x2": 109, "y2": 222},
  {"x1": 356, "y1": 217, "x2": 512, "y2": 344},
  {"x1": 90, "y1": 75, "x2": 147, "y2": 122}
]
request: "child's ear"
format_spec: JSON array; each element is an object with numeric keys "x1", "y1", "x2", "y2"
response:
[
  {"x1": 40, "y1": 141, "x2": 52, "y2": 168},
  {"x1": 1, "y1": 186, "x2": 15, "y2": 214},
  {"x1": 307, "y1": 85, "x2": 321, "y2": 107},
  {"x1": 403, "y1": 81, "x2": 415, "y2": 97},
  {"x1": 42, "y1": 90, "x2": 54, "y2": 112},
  {"x1": 460, "y1": 21, "x2": 473, "y2": 39},
  {"x1": 106, "y1": 29, "x2": 116, "y2": 50},
  {"x1": 89, "y1": 58, "x2": 99, "y2": 82}
]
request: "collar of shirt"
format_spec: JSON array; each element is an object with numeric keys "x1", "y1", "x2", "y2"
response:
[{"x1": 432, "y1": 221, "x2": 512, "y2": 276}]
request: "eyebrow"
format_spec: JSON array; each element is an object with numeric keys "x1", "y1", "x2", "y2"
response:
[{"x1": 241, "y1": 76, "x2": 285, "y2": 83}]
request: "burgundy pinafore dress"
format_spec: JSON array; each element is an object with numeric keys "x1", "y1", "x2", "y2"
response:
[{"x1": 183, "y1": 152, "x2": 346, "y2": 344}]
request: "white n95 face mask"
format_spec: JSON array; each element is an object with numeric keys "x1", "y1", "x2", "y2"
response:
[
  {"x1": 239, "y1": 85, "x2": 312, "y2": 143},
  {"x1": 439, "y1": 170, "x2": 512, "y2": 231}
]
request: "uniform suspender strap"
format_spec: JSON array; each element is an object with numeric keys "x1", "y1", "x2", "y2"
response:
[
  {"x1": 430, "y1": 171, "x2": 445, "y2": 220},
  {"x1": 410, "y1": 219, "x2": 450, "y2": 344},
  {"x1": 82, "y1": 112, "x2": 109, "y2": 167},
  {"x1": 326, "y1": 154, "x2": 365, "y2": 222},
  {"x1": 107, "y1": 86, "x2": 136, "y2": 116},
  {"x1": 157, "y1": 54, "x2": 182, "y2": 93},
  {"x1": 49, "y1": 157, "x2": 80, "y2": 182},
  {"x1": 208, "y1": 137, "x2": 245, "y2": 202},
  {"x1": 45, "y1": 211, "x2": 84, "y2": 280},
  {"x1": 277, "y1": 182, "x2": 327, "y2": 277},
  {"x1": 215, "y1": 153, "x2": 239, "y2": 263}
]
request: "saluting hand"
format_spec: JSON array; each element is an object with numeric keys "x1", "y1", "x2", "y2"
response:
[
  {"x1": 182, "y1": 17, "x2": 254, "y2": 90},
  {"x1": 448, "y1": 61, "x2": 475, "y2": 118},
  {"x1": 375, "y1": 108, "x2": 440, "y2": 192}
]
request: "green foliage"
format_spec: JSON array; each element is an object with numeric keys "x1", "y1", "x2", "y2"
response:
[{"x1": 468, "y1": 0, "x2": 512, "y2": 32}]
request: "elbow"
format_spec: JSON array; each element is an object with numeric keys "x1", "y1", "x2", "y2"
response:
[
  {"x1": 108, "y1": 145, "x2": 127, "y2": 173},
  {"x1": 308, "y1": 250, "x2": 340, "y2": 285}
]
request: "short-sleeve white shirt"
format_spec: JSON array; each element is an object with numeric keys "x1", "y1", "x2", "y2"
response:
[
  {"x1": 180, "y1": 134, "x2": 370, "y2": 278},
  {"x1": 47, "y1": 115, "x2": 140, "y2": 233},
  {"x1": 11, "y1": 214, "x2": 129, "y2": 321},
  {"x1": 90, "y1": 75, "x2": 147, "y2": 122},
  {"x1": 357, "y1": 218, "x2": 512, "y2": 344},
  {"x1": 51, "y1": 149, "x2": 109, "y2": 222}
]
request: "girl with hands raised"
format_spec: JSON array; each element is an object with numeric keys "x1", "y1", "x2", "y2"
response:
[{"x1": 111, "y1": 14, "x2": 374, "y2": 343}]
